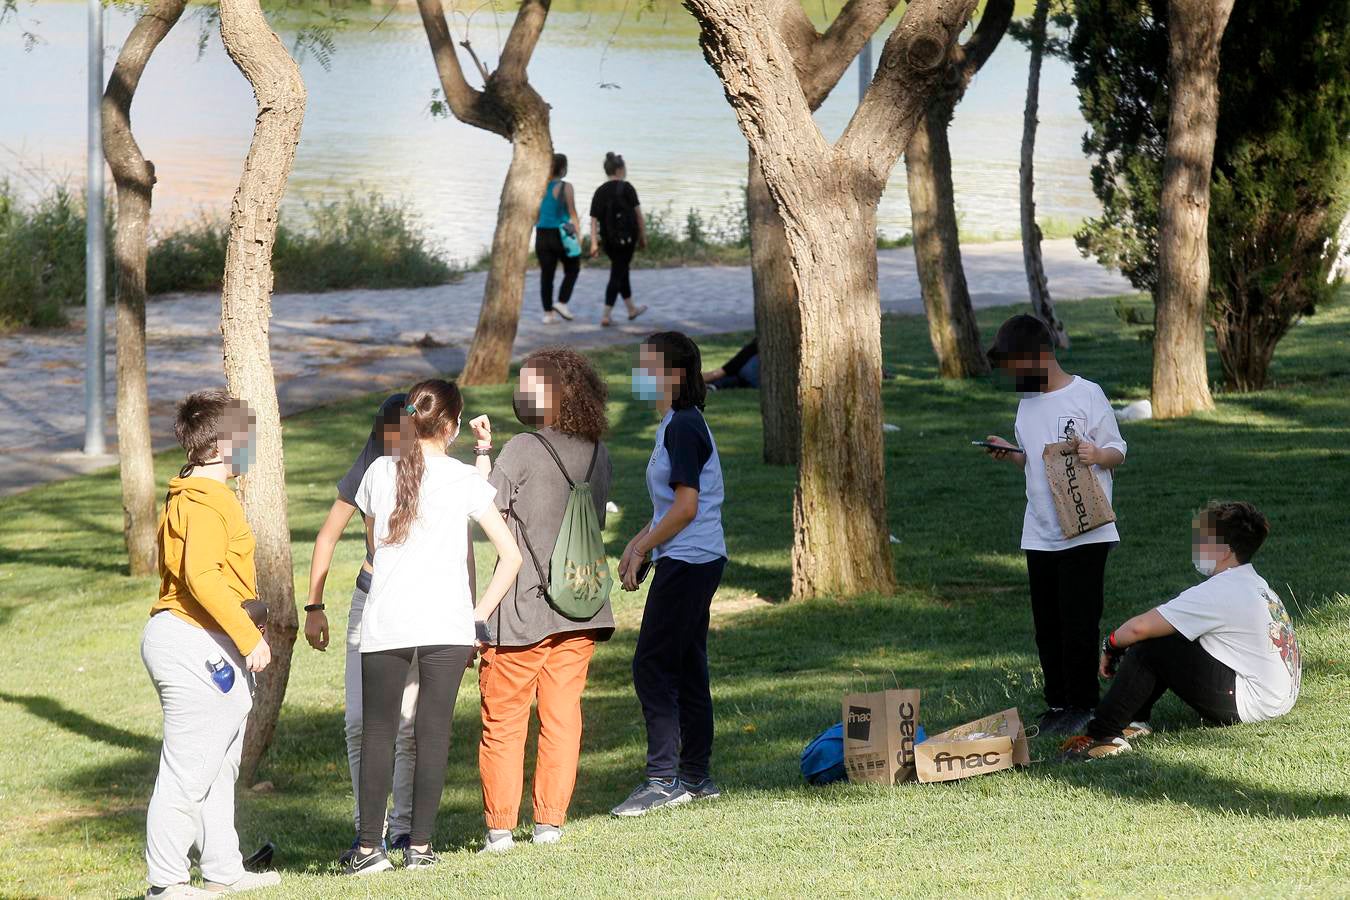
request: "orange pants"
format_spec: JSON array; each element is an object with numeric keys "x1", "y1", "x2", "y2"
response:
[{"x1": 478, "y1": 632, "x2": 596, "y2": 830}]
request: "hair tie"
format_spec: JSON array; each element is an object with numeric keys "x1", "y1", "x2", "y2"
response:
[{"x1": 405, "y1": 404, "x2": 417, "y2": 416}]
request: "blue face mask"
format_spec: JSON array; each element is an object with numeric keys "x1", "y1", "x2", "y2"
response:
[
  {"x1": 226, "y1": 439, "x2": 256, "y2": 476},
  {"x1": 632, "y1": 368, "x2": 662, "y2": 402}
]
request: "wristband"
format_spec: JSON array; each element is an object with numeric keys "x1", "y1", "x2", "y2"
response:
[
  {"x1": 474, "y1": 445, "x2": 492, "y2": 456},
  {"x1": 1102, "y1": 631, "x2": 1124, "y2": 656},
  {"x1": 474, "y1": 619, "x2": 491, "y2": 644},
  {"x1": 304, "y1": 603, "x2": 325, "y2": 612}
]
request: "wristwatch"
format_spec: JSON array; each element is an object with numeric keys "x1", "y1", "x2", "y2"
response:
[{"x1": 304, "y1": 603, "x2": 325, "y2": 612}]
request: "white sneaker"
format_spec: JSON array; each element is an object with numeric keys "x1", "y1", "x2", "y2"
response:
[
  {"x1": 554, "y1": 302, "x2": 574, "y2": 321},
  {"x1": 204, "y1": 871, "x2": 282, "y2": 893},
  {"x1": 541, "y1": 312, "x2": 558, "y2": 324},
  {"x1": 478, "y1": 830, "x2": 515, "y2": 854},
  {"x1": 531, "y1": 824, "x2": 562, "y2": 845}
]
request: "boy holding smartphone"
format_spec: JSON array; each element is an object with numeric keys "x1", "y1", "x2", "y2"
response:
[{"x1": 983, "y1": 315, "x2": 1127, "y2": 736}]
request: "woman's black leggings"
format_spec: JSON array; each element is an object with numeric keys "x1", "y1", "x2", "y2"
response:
[
  {"x1": 536, "y1": 228, "x2": 579, "y2": 312},
  {"x1": 359, "y1": 644, "x2": 473, "y2": 847},
  {"x1": 604, "y1": 243, "x2": 635, "y2": 308}
]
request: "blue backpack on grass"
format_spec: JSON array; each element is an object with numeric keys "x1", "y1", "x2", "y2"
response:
[{"x1": 801, "y1": 721, "x2": 927, "y2": 786}]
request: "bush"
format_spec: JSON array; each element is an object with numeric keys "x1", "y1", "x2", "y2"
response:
[{"x1": 0, "y1": 180, "x2": 96, "y2": 329}]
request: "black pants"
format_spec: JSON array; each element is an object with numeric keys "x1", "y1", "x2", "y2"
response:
[
  {"x1": 632, "y1": 557, "x2": 726, "y2": 780},
  {"x1": 1025, "y1": 542, "x2": 1113, "y2": 711},
  {"x1": 1089, "y1": 632, "x2": 1240, "y2": 739},
  {"x1": 604, "y1": 243, "x2": 635, "y2": 308},
  {"x1": 359, "y1": 644, "x2": 472, "y2": 847},
  {"x1": 536, "y1": 228, "x2": 579, "y2": 312}
]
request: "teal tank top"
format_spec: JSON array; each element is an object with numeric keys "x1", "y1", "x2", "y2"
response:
[{"x1": 536, "y1": 180, "x2": 568, "y2": 229}]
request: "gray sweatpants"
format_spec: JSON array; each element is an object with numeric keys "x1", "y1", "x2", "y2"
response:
[
  {"x1": 345, "y1": 584, "x2": 418, "y2": 837},
  {"x1": 141, "y1": 612, "x2": 252, "y2": 888}
]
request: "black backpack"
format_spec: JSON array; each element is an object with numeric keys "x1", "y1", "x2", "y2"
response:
[{"x1": 602, "y1": 181, "x2": 637, "y2": 249}]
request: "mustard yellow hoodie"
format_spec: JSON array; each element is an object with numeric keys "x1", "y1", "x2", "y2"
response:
[{"x1": 153, "y1": 476, "x2": 262, "y2": 655}]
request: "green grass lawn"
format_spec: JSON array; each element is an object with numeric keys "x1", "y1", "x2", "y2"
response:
[{"x1": 2, "y1": 296, "x2": 1348, "y2": 898}]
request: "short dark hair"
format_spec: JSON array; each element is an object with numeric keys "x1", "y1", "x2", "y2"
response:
[
  {"x1": 987, "y1": 314, "x2": 1055, "y2": 365},
  {"x1": 1196, "y1": 501, "x2": 1270, "y2": 563},
  {"x1": 603, "y1": 151, "x2": 625, "y2": 176},
  {"x1": 175, "y1": 390, "x2": 232, "y2": 465},
  {"x1": 551, "y1": 153, "x2": 568, "y2": 178},
  {"x1": 644, "y1": 331, "x2": 706, "y2": 411}
]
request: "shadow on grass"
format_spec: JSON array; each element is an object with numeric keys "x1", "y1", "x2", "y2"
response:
[{"x1": 0, "y1": 692, "x2": 158, "y2": 753}]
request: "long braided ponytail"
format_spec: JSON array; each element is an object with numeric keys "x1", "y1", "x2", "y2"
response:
[{"x1": 385, "y1": 379, "x2": 463, "y2": 546}]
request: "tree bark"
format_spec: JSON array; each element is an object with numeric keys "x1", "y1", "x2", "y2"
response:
[
  {"x1": 1152, "y1": 0, "x2": 1232, "y2": 418},
  {"x1": 217, "y1": 0, "x2": 306, "y2": 783},
  {"x1": 102, "y1": 0, "x2": 185, "y2": 576},
  {"x1": 749, "y1": 0, "x2": 899, "y2": 467},
  {"x1": 747, "y1": 150, "x2": 800, "y2": 466},
  {"x1": 1018, "y1": 0, "x2": 1068, "y2": 348},
  {"x1": 686, "y1": 0, "x2": 977, "y2": 599},
  {"x1": 416, "y1": 0, "x2": 554, "y2": 386},
  {"x1": 906, "y1": 101, "x2": 988, "y2": 378},
  {"x1": 458, "y1": 90, "x2": 552, "y2": 385},
  {"x1": 903, "y1": 0, "x2": 1011, "y2": 379}
]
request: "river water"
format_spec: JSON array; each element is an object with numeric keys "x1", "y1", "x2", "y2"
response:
[{"x1": 1, "y1": 1, "x2": 1098, "y2": 260}]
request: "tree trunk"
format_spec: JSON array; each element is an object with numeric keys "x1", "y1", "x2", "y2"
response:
[
  {"x1": 747, "y1": 150, "x2": 800, "y2": 466},
  {"x1": 1019, "y1": 0, "x2": 1068, "y2": 348},
  {"x1": 102, "y1": 0, "x2": 185, "y2": 576},
  {"x1": 906, "y1": 103, "x2": 989, "y2": 378},
  {"x1": 217, "y1": 0, "x2": 306, "y2": 783},
  {"x1": 1152, "y1": 0, "x2": 1232, "y2": 418},
  {"x1": 459, "y1": 91, "x2": 552, "y2": 386},
  {"x1": 787, "y1": 186, "x2": 896, "y2": 597}
]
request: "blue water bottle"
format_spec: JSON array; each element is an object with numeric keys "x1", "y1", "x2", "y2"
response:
[{"x1": 207, "y1": 656, "x2": 235, "y2": 693}]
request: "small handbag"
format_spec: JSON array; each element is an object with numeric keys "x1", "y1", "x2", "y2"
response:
[{"x1": 560, "y1": 222, "x2": 582, "y2": 258}]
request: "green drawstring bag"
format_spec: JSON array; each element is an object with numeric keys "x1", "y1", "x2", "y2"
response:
[{"x1": 509, "y1": 433, "x2": 612, "y2": 620}]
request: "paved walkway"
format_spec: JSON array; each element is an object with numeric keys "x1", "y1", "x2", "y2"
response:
[{"x1": 0, "y1": 239, "x2": 1132, "y2": 496}]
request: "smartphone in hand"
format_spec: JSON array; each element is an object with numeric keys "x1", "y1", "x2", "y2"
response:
[{"x1": 972, "y1": 440, "x2": 1025, "y2": 454}]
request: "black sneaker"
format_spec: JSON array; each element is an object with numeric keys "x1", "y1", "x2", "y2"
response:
[
  {"x1": 680, "y1": 776, "x2": 722, "y2": 802},
  {"x1": 387, "y1": 832, "x2": 411, "y2": 854},
  {"x1": 610, "y1": 778, "x2": 691, "y2": 817},
  {"x1": 1057, "y1": 708, "x2": 1094, "y2": 736},
  {"x1": 404, "y1": 846, "x2": 438, "y2": 870},
  {"x1": 1035, "y1": 707, "x2": 1068, "y2": 734},
  {"x1": 337, "y1": 839, "x2": 359, "y2": 867},
  {"x1": 343, "y1": 847, "x2": 393, "y2": 877}
]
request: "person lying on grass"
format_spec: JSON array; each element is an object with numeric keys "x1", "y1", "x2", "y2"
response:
[{"x1": 1060, "y1": 501, "x2": 1302, "y2": 762}]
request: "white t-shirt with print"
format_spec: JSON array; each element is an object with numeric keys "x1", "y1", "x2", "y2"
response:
[
  {"x1": 355, "y1": 455, "x2": 498, "y2": 653},
  {"x1": 1014, "y1": 376, "x2": 1127, "y2": 551},
  {"x1": 1157, "y1": 564, "x2": 1302, "y2": 723}
]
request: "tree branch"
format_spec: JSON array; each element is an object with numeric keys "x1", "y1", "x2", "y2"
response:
[
  {"x1": 837, "y1": 0, "x2": 979, "y2": 185},
  {"x1": 810, "y1": 0, "x2": 899, "y2": 101},
  {"x1": 414, "y1": 0, "x2": 507, "y2": 137},
  {"x1": 102, "y1": 0, "x2": 187, "y2": 192},
  {"x1": 495, "y1": 0, "x2": 550, "y2": 82},
  {"x1": 952, "y1": 0, "x2": 1013, "y2": 89}
]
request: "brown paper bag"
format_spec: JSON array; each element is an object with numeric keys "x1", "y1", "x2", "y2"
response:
[
  {"x1": 841, "y1": 688, "x2": 922, "y2": 785},
  {"x1": 1042, "y1": 436, "x2": 1115, "y2": 538},
  {"x1": 914, "y1": 707, "x2": 1031, "y2": 784}
]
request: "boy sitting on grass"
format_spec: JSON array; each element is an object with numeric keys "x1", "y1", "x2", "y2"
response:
[
  {"x1": 1060, "y1": 501, "x2": 1302, "y2": 761},
  {"x1": 984, "y1": 315, "x2": 1127, "y2": 736},
  {"x1": 141, "y1": 391, "x2": 280, "y2": 898}
]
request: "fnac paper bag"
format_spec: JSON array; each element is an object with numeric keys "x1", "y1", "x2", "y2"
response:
[
  {"x1": 841, "y1": 688, "x2": 922, "y2": 785},
  {"x1": 914, "y1": 707, "x2": 1030, "y2": 784},
  {"x1": 1042, "y1": 427, "x2": 1115, "y2": 538}
]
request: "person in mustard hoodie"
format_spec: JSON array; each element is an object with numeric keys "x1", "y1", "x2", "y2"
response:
[{"x1": 141, "y1": 391, "x2": 281, "y2": 898}]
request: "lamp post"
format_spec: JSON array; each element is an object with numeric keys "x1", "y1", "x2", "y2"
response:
[
  {"x1": 84, "y1": 0, "x2": 106, "y2": 456},
  {"x1": 858, "y1": 37, "x2": 872, "y2": 102}
]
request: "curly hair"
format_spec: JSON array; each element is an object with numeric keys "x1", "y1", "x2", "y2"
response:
[{"x1": 521, "y1": 347, "x2": 608, "y2": 443}]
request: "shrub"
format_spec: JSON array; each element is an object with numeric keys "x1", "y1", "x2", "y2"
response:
[{"x1": 0, "y1": 180, "x2": 96, "y2": 329}]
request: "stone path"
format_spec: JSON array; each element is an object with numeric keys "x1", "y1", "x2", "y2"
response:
[{"x1": 0, "y1": 239, "x2": 1132, "y2": 496}]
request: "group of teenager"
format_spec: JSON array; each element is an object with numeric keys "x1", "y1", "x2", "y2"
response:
[
  {"x1": 535, "y1": 151, "x2": 650, "y2": 327},
  {"x1": 138, "y1": 308, "x2": 1302, "y2": 896},
  {"x1": 141, "y1": 333, "x2": 725, "y2": 896}
]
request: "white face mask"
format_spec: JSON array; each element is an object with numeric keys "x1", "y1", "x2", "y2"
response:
[{"x1": 1192, "y1": 554, "x2": 1219, "y2": 578}]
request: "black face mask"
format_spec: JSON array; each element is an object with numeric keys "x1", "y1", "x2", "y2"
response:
[
  {"x1": 1014, "y1": 369, "x2": 1049, "y2": 394},
  {"x1": 513, "y1": 390, "x2": 547, "y2": 427}
]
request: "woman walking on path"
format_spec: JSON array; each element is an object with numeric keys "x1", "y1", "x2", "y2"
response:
[
  {"x1": 589, "y1": 152, "x2": 648, "y2": 327},
  {"x1": 344, "y1": 380, "x2": 522, "y2": 876},
  {"x1": 469, "y1": 347, "x2": 616, "y2": 852},
  {"x1": 302, "y1": 394, "x2": 420, "y2": 865},
  {"x1": 536, "y1": 154, "x2": 582, "y2": 325},
  {"x1": 612, "y1": 332, "x2": 726, "y2": 817}
]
